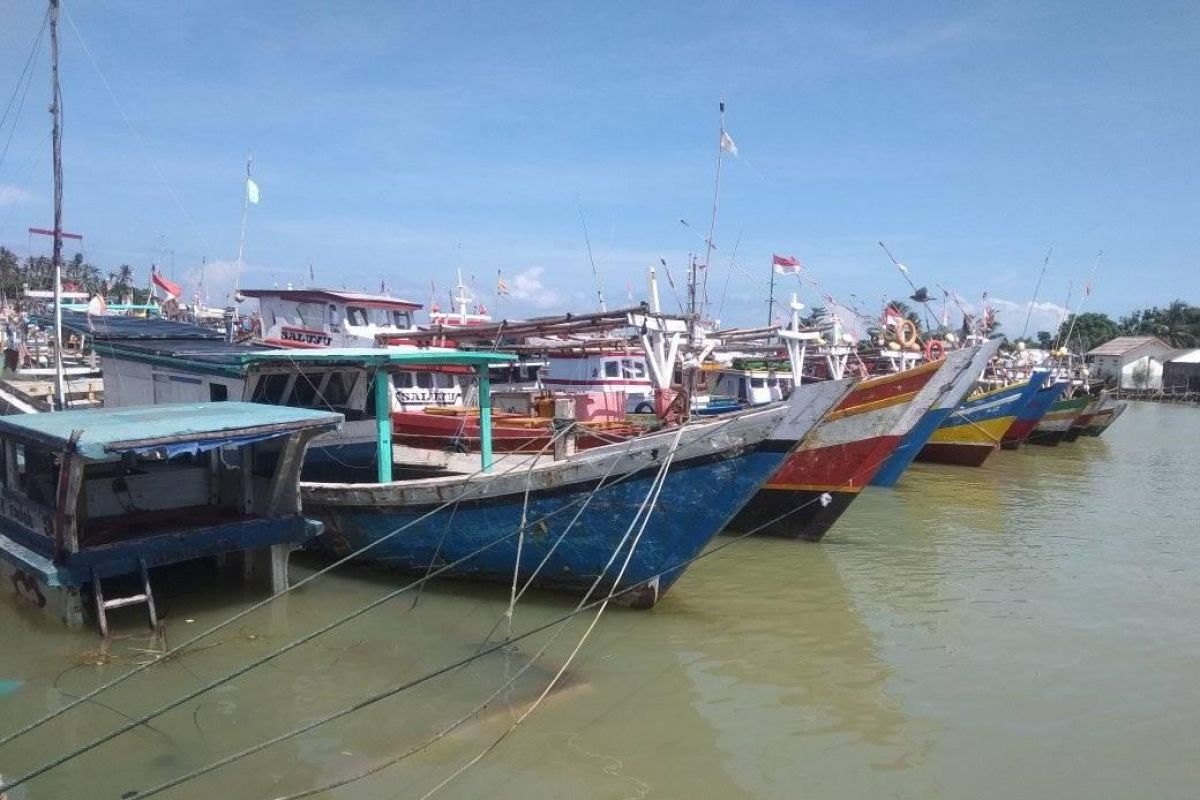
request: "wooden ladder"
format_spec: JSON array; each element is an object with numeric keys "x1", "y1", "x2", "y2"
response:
[{"x1": 92, "y1": 558, "x2": 158, "y2": 638}]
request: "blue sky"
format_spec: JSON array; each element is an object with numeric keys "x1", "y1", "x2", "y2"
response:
[{"x1": 0, "y1": 0, "x2": 1196, "y2": 335}]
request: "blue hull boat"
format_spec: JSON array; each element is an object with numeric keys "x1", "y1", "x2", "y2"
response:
[
  {"x1": 870, "y1": 339, "x2": 1003, "y2": 487},
  {"x1": 302, "y1": 377, "x2": 852, "y2": 608}
]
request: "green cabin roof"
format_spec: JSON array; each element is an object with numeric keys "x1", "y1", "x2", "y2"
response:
[
  {"x1": 0, "y1": 402, "x2": 343, "y2": 460},
  {"x1": 239, "y1": 348, "x2": 517, "y2": 366}
]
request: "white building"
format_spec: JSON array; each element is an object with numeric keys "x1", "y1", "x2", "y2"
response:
[{"x1": 1084, "y1": 336, "x2": 1174, "y2": 389}]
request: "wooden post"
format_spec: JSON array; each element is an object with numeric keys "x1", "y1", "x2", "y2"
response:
[
  {"x1": 264, "y1": 432, "x2": 304, "y2": 516},
  {"x1": 374, "y1": 367, "x2": 393, "y2": 483},
  {"x1": 477, "y1": 365, "x2": 493, "y2": 472}
]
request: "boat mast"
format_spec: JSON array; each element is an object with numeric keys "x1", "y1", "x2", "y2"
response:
[
  {"x1": 49, "y1": 0, "x2": 65, "y2": 410},
  {"x1": 235, "y1": 153, "x2": 251, "y2": 296},
  {"x1": 1020, "y1": 246, "x2": 1053, "y2": 340}
]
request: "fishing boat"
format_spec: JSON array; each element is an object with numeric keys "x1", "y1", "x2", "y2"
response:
[
  {"x1": 248, "y1": 349, "x2": 854, "y2": 608},
  {"x1": 915, "y1": 372, "x2": 1047, "y2": 467},
  {"x1": 1000, "y1": 372, "x2": 1068, "y2": 449},
  {"x1": 871, "y1": 339, "x2": 1003, "y2": 486},
  {"x1": 238, "y1": 287, "x2": 424, "y2": 348},
  {"x1": 1026, "y1": 393, "x2": 1091, "y2": 446},
  {"x1": 1064, "y1": 395, "x2": 1103, "y2": 441},
  {"x1": 1082, "y1": 394, "x2": 1127, "y2": 436},
  {"x1": 724, "y1": 345, "x2": 958, "y2": 541},
  {"x1": 0, "y1": 402, "x2": 340, "y2": 632}
]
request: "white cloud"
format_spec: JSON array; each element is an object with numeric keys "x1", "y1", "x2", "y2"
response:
[
  {"x1": 0, "y1": 186, "x2": 35, "y2": 207},
  {"x1": 503, "y1": 267, "x2": 564, "y2": 310},
  {"x1": 978, "y1": 297, "x2": 1072, "y2": 338}
]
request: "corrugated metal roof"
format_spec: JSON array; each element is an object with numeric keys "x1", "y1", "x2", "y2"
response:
[
  {"x1": 243, "y1": 348, "x2": 516, "y2": 366},
  {"x1": 56, "y1": 311, "x2": 225, "y2": 341},
  {"x1": 0, "y1": 402, "x2": 342, "y2": 459},
  {"x1": 1085, "y1": 336, "x2": 1171, "y2": 357},
  {"x1": 239, "y1": 288, "x2": 422, "y2": 309}
]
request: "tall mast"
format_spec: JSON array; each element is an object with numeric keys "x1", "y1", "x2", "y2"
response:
[
  {"x1": 235, "y1": 153, "x2": 251, "y2": 295},
  {"x1": 49, "y1": 0, "x2": 65, "y2": 410},
  {"x1": 701, "y1": 97, "x2": 727, "y2": 321},
  {"x1": 1020, "y1": 246, "x2": 1052, "y2": 340}
]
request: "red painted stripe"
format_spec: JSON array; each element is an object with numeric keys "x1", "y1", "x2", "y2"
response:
[
  {"x1": 1002, "y1": 419, "x2": 1038, "y2": 442},
  {"x1": 542, "y1": 378, "x2": 653, "y2": 387},
  {"x1": 765, "y1": 434, "x2": 903, "y2": 490},
  {"x1": 837, "y1": 362, "x2": 938, "y2": 410}
]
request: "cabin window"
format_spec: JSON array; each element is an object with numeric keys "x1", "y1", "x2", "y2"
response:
[
  {"x1": 750, "y1": 377, "x2": 766, "y2": 388},
  {"x1": 394, "y1": 372, "x2": 414, "y2": 389},
  {"x1": 434, "y1": 373, "x2": 455, "y2": 389},
  {"x1": 604, "y1": 360, "x2": 620, "y2": 378},
  {"x1": 17, "y1": 443, "x2": 57, "y2": 507},
  {"x1": 209, "y1": 383, "x2": 229, "y2": 402},
  {"x1": 767, "y1": 377, "x2": 778, "y2": 387},
  {"x1": 252, "y1": 373, "x2": 291, "y2": 404},
  {"x1": 347, "y1": 306, "x2": 369, "y2": 326},
  {"x1": 290, "y1": 373, "x2": 320, "y2": 407},
  {"x1": 392, "y1": 310, "x2": 412, "y2": 328},
  {"x1": 324, "y1": 371, "x2": 357, "y2": 405},
  {"x1": 620, "y1": 359, "x2": 646, "y2": 379},
  {"x1": 415, "y1": 372, "x2": 433, "y2": 389},
  {"x1": 296, "y1": 302, "x2": 325, "y2": 330}
]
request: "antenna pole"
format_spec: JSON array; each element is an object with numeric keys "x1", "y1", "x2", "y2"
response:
[
  {"x1": 575, "y1": 194, "x2": 606, "y2": 312},
  {"x1": 767, "y1": 259, "x2": 776, "y2": 326},
  {"x1": 1020, "y1": 246, "x2": 1053, "y2": 340},
  {"x1": 701, "y1": 96, "x2": 726, "y2": 320},
  {"x1": 49, "y1": 0, "x2": 65, "y2": 410}
]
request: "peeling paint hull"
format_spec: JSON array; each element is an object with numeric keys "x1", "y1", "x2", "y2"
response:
[{"x1": 301, "y1": 379, "x2": 855, "y2": 607}]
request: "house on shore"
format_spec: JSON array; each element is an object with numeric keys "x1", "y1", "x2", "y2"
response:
[
  {"x1": 1084, "y1": 336, "x2": 1174, "y2": 390},
  {"x1": 1162, "y1": 349, "x2": 1200, "y2": 392}
]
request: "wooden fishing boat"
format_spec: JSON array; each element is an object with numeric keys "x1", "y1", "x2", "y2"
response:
[
  {"x1": 1026, "y1": 394, "x2": 1090, "y2": 446},
  {"x1": 1064, "y1": 395, "x2": 1103, "y2": 441},
  {"x1": 915, "y1": 373, "x2": 1046, "y2": 467},
  {"x1": 237, "y1": 349, "x2": 855, "y2": 608},
  {"x1": 1082, "y1": 394, "x2": 1126, "y2": 436},
  {"x1": 0, "y1": 402, "x2": 341, "y2": 631},
  {"x1": 871, "y1": 339, "x2": 1003, "y2": 486},
  {"x1": 725, "y1": 353, "x2": 954, "y2": 541},
  {"x1": 1001, "y1": 373, "x2": 1068, "y2": 449}
]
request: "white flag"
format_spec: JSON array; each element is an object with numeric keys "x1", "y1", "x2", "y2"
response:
[
  {"x1": 720, "y1": 130, "x2": 738, "y2": 156},
  {"x1": 246, "y1": 178, "x2": 261, "y2": 204}
]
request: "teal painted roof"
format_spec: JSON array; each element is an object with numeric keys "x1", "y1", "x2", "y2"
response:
[
  {"x1": 0, "y1": 402, "x2": 342, "y2": 460},
  {"x1": 241, "y1": 348, "x2": 516, "y2": 366}
]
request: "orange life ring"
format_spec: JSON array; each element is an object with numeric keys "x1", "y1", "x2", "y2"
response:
[
  {"x1": 897, "y1": 319, "x2": 919, "y2": 347},
  {"x1": 924, "y1": 339, "x2": 946, "y2": 361}
]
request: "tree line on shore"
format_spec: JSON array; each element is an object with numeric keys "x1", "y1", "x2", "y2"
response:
[{"x1": 0, "y1": 246, "x2": 151, "y2": 304}]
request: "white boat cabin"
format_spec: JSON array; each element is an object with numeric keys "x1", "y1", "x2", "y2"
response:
[
  {"x1": 541, "y1": 352, "x2": 654, "y2": 412},
  {"x1": 241, "y1": 288, "x2": 422, "y2": 349}
]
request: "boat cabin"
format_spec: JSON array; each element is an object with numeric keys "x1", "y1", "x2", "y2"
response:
[
  {"x1": 0, "y1": 402, "x2": 341, "y2": 631},
  {"x1": 703, "y1": 363, "x2": 795, "y2": 407},
  {"x1": 541, "y1": 352, "x2": 654, "y2": 412},
  {"x1": 240, "y1": 288, "x2": 423, "y2": 349}
]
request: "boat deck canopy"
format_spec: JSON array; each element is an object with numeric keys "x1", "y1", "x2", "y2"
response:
[
  {"x1": 241, "y1": 349, "x2": 518, "y2": 367},
  {"x1": 0, "y1": 402, "x2": 343, "y2": 460}
]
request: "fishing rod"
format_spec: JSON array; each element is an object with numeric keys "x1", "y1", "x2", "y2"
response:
[{"x1": 1020, "y1": 246, "x2": 1053, "y2": 340}]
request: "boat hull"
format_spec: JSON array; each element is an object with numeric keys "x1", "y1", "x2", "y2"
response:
[
  {"x1": 728, "y1": 358, "x2": 947, "y2": 540},
  {"x1": 871, "y1": 341, "x2": 1003, "y2": 487},
  {"x1": 302, "y1": 379, "x2": 854, "y2": 607},
  {"x1": 1027, "y1": 395, "x2": 1089, "y2": 446},
  {"x1": 1001, "y1": 379, "x2": 1067, "y2": 449},
  {"x1": 915, "y1": 375, "x2": 1045, "y2": 467},
  {"x1": 1084, "y1": 397, "x2": 1126, "y2": 436}
]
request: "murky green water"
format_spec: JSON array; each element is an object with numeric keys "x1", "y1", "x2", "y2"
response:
[{"x1": 2, "y1": 401, "x2": 1198, "y2": 799}]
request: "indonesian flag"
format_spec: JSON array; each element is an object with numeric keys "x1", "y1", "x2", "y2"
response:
[
  {"x1": 882, "y1": 303, "x2": 904, "y2": 329},
  {"x1": 772, "y1": 254, "x2": 801, "y2": 274},
  {"x1": 151, "y1": 266, "x2": 182, "y2": 300}
]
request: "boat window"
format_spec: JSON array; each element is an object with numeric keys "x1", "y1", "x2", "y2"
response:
[
  {"x1": 17, "y1": 443, "x2": 57, "y2": 508},
  {"x1": 290, "y1": 373, "x2": 320, "y2": 407},
  {"x1": 296, "y1": 302, "x2": 325, "y2": 330},
  {"x1": 251, "y1": 373, "x2": 291, "y2": 404},
  {"x1": 347, "y1": 306, "x2": 369, "y2": 326},
  {"x1": 416, "y1": 372, "x2": 433, "y2": 389},
  {"x1": 750, "y1": 377, "x2": 766, "y2": 388},
  {"x1": 394, "y1": 372, "x2": 414, "y2": 389},
  {"x1": 604, "y1": 360, "x2": 620, "y2": 378},
  {"x1": 767, "y1": 377, "x2": 778, "y2": 387},
  {"x1": 324, "y1": 371, "x2": 357, "y2": 406},
  {"x1": 209, "y1": 383, "x2": 228, "y2": 402},
  {"x1": 434, "y1": 373, "x2": 455, "y2": 389},
  {"x1": 327, "y1": 304, "x2": 341, "y2": 328},
  {"x1": 620, "y1": 359, "x2": 646, "y2": 379},
  {"x1": 392, "y1": 310, "x2": 412, "y2": 328}
]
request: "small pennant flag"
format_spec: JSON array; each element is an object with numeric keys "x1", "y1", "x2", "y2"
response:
[
  {"x1": 772, "y1": 254, "x2": 801, "y2": 274},
  {"x1": 496, "y1": 272, "x2": 510, "y2": 296},
  {"x1": 720, "y1": 130, "x2": 738, "y2": 156},
  {"x1": 246, "y1": 178, "x2": 261, "y2": 204}
]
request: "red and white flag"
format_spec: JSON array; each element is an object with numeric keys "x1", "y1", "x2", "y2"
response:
[
  {"x1": 772, "y1": 254, "x2": 801, "y2": 274},
  {"x1": 151, "y1": 266, "x2": 182, "y2": 300},
  {"x1": 882, "y1": 303, "x2": 904, "y2": 329}
]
